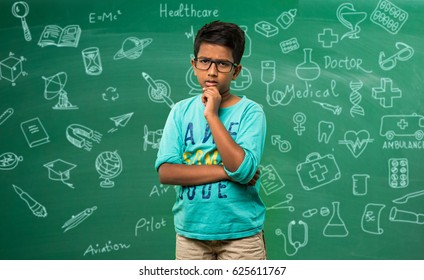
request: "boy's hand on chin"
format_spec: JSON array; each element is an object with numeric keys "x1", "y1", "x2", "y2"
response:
[{"x1": 202, "y1": 86, "x2": 221, "y2": 118}]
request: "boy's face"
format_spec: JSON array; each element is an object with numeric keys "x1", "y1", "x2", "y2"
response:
[{"x1": 191, "y1": 42, "x2": 241, "y2": 95}]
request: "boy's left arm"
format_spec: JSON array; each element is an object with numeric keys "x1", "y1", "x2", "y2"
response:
[{"x1": 203, "y1": 89, "x2": 266, "y2": 185}]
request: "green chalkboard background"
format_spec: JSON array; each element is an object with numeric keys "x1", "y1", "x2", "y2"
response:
[{"x1": 1, "y1": 0, "x2": 423, "y2": 260}]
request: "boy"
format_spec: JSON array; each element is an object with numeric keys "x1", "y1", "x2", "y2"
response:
[{"x1": 155, "y1": 21, "x2": 267, "y2": 260}]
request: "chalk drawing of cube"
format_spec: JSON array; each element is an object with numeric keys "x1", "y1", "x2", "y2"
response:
[{"x1": 0, "y1": 56, "x2": 23, "y2": 83}]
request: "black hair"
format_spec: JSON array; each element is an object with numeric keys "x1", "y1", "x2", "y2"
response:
[{"x1": 193, "y1": 21, "x2": 245, "y2": 64}]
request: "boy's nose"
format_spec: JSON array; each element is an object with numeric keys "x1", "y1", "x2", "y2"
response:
[{"x1": 207, "y1": 62, "x2": 218, "y2": 76}]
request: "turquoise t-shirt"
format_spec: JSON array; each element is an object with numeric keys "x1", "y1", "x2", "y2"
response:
[{"x1": 155, "y1": 95, "x2": 266, "y2": 240}]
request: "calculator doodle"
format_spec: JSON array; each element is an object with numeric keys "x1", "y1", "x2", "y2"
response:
[
  {"x1": 388, "y1": 158, "x2": 408, "y2": 188},
  {"x1": 370, "y1": 0, "x2": 408, "y2": 35}
]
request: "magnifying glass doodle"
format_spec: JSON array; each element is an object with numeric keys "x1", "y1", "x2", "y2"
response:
[{"x1": 12, "y1": 1, "x2": 32, "y2": 42}]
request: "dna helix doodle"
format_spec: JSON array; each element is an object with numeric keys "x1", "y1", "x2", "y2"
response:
[{"x1": 349, "y1": 80, "x2": 365, "y2": 117}]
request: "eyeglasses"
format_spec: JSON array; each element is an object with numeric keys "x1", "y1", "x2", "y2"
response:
[{"x1": 194, "y1": 58, "x2": 238, "y2": 73}]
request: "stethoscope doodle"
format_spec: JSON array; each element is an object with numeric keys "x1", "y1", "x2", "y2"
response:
[{"x1": 275, "y1": 220, "x2": 308, "y2": 256}]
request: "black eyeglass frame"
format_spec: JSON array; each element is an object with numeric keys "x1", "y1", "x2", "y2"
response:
[{"x1": 193, "y1": 58, "x2": 238, "y2": 73}]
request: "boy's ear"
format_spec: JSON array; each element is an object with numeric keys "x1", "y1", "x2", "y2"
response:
[
  {"x1": 191, "y1": 59, "x2": 197, "y2": 76},
  {"x1": 232, "y1": 64, "x2": 242, "y2": 80}
]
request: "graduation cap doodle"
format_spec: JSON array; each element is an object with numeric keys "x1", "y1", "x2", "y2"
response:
[{"x1": 44, "y1": 159, "x2": 76, "y2": 188}]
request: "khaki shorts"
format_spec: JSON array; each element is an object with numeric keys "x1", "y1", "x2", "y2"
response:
[{"x1": 176, "y1": 231, "x2": 267, "y2": 260}]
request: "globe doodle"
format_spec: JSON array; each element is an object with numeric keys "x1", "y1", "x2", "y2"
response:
[{"x1": 95, "y1": 151, "x2": 122, "y2": 188}]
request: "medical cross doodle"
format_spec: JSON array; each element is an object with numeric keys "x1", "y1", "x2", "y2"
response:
[
  {"x1": 397, "y1": 119, "x2": 408, "y2": 130},
  {"x1": 372, "y1": 78, "x2": 402, "y2": 108},
  {"x1": 309, "y1": 162, "x2": 328, "y2": 182},
  {"x1": 318, "y1": 28, "x2": 339, "y2": 48}
]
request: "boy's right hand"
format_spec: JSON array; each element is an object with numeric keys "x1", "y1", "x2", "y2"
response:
[
  {"x1": 247, "y1": 169, "x2": 261, "y2": 186},
  {"x1": 202, "y1": 86, "x2": 221, "y2": 119}
]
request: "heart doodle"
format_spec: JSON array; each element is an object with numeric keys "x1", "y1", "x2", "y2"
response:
[{"x1": 340, "y1": 130, "x2": 374, "y2": 158}]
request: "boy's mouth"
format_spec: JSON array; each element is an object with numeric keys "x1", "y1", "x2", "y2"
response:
[{"x1": 205, "y1": 80, "x2": 218, "y2": 87}]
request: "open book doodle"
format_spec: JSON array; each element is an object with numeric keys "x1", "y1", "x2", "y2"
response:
[{"x1": 38, "y1": 24, "x2": 81, "y2": 47}]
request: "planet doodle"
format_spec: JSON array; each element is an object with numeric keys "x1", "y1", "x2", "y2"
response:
[{"x1": 113, "y1": 37, "x2": 152, "y2": 60}]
